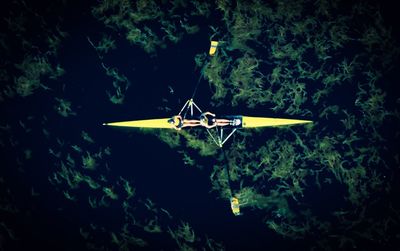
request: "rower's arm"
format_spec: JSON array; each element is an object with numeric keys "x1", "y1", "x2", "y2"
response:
[
  {"x1": 203, "y1": 111, "x2": 215, "y2": 117},
  {"x1": 204, "y1": 123, "x2": 217, "y2": 129}
]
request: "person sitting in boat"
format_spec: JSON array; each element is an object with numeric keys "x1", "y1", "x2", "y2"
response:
[
  {"x1": 168, "y1": 115, "x2": 201, "y2": 130},
  {"x1": 200, "y1": 112, "x2": 231, "y2": 128}
]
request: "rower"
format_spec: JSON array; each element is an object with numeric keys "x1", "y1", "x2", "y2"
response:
[
  {"x1": 168, "y1": 115, "x2": 202, "y2": 130},
  {"x1": 200, "y1": 112, "x2": 230, "y2": 128}
]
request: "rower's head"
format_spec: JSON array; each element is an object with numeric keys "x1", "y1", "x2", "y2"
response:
[
  {"x1": 168, "y1": 116, "x2": 181, "y2": 126},
  {"x1": 199, "y1": 115, "x2": 207, "y2": 125}
]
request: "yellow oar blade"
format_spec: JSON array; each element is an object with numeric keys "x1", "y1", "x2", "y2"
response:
[
  {"x1": 230, "y1": 197, "x2": 241, "y2": 216},
  {"x1": 103, "y1": 118, "x2": 173, "y2": 128},
  {"x1": 209, "y1": 41, "x2": 219, "y2": 56},
  {"x1": 241, "y1": 116, "x2": 312, "y2": 128}
]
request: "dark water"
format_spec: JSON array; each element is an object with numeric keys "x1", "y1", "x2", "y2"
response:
[{"x1": 1, "y1": 0, "x2": 400, "y2": 251}]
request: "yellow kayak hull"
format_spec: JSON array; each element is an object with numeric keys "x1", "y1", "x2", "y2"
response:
[
  {"x1": 241, "y1": 116, "x2": 312, "y2": 128},
  {"x1": 103, "y1": 118, "x2": 173, "y2": 128}
]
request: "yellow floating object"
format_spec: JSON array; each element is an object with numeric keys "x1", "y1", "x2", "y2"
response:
[
  {"x1": 103, "y1": 118, "x2": 174, "y2": 128},
  {"x1": 241, "y1": 116, "x2": 312, "y2": 128},
  {"x1": 230, "y1": 197, "x2": 240, "y2": 216},
  {"x1": 209, "y1": 41, "x2": 219, "y2": 56}
]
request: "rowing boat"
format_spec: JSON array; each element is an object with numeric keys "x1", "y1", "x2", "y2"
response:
[
  {"x1": 103, "y1": 115, "x2": 312, "y2": 128},
  {"x1": 103, "y1": 98, "x2": 312, "y2": 147}
]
